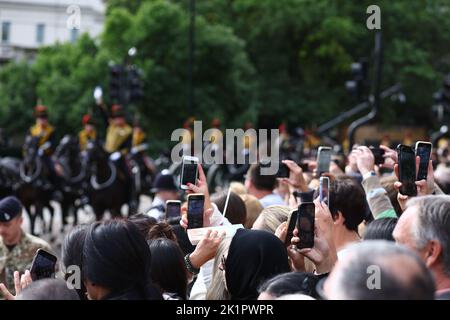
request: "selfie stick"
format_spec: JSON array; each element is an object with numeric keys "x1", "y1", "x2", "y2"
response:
[{"x1": 222, "y1": 188, "x2": 232, "y2": 218}]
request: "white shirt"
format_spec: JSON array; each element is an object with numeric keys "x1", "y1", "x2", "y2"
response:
[
  {"x1": 189, "y1": 203, "x2": 231, "y2": 300},
  {"x1": 146, "y1": 195, "x2": 165, "y2": 222},
  {"x1": 259, "y1": 193, "x2": 286, "y2": 208}
]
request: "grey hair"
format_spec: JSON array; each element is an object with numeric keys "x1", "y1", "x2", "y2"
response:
[
  {"x1": 329, "y1": 240, "x2": 435, "y2": 300},
  {"x1": 406, "y1": 195, "x2": 450, "y2": 277}
]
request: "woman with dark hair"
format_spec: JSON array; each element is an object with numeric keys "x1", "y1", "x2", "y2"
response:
[
  {"x1": 257, "y1": 272, "x2": 319, "y2": 300},
  {"x1": 224, "y1": 229, "x2": 290, "y2": 300},
  {"x1": 148, "y1": 238, "x2": 188, "y2": 300},
  {"x1": 62, "y1": 224, "x2": 89, "y2": 300},
  {"x1": 363, "y1": 217, "x2": 398, "y2": 242},
  {"x1": 128, "y1": 213, "x2": 157, "y2": 238},
  {"x1": 82, "y1": 219, "x2": 162, "y2": 300},
  {"x1": 211, "y1": 191, "x2": 247, "y2": 225}
]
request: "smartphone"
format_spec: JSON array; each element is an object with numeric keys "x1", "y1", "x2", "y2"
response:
[
  {"x1": 299, "y1": 162, "x2": 309, "y2": 172},
  {"x1": 319, "y1": 176, "x2": 330, "y2": 207},
  {"x1": 296, "y1": 203, "x2": 315, "y2": 249},
  {"x1": 187, "y1": 193, "x2": 204, "y2": 229},
  {"x1": 277, "y1": 162, "x2": 290, "y2": 178},
  {"x1": 180, "y1": 156, "x2": 199, "y2": 190},
  {"x1": 285, "y1": 209, "x2": 298, "y2": 246},
  {"x1": 29, "y1": 249, "x2": 57, "y2": 281},
  {"x1": 369, "y1": 146, "x2": 385, "y2": 165},
  {"x1": 316, "y1": 146, "x2": 332, "y2": 176},
  {"x1": 166, "y1": 200, "x2": 181, "y2": 220},
  {"x1": 415, "y1": 141, "x2": 432, "y2": 181},
  {"x1": 397, "y1": 144, "x2": 417, "y2": 197}
]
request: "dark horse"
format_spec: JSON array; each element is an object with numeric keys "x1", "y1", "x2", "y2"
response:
[
  {"x1": 16, "y1": 135, "x2": 55, "y2": 235},
  {"x1": 128, "y1": 143, "x2": 156, "y2": 213},
  {"x1": 54, "y1": 135, "x2": 87, "y2": 231},
  {"x1": 0, "y1": 156, "x2": 19, "y2": 198},
  {"x1": 85, "y1": 140, "x2": 129, "y2": 220}
]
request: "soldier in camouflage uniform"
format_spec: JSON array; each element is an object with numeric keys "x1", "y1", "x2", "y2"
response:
[{"x1": 0, "y1": 196, "x2": 52, "y2": 296}]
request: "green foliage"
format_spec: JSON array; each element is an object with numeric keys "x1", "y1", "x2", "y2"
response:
[{"x1": 1, "y1": 0, "x2": 450, "y2": 152}]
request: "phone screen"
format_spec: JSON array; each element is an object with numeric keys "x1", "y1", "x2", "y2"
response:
[
  {"x1": 187, "y1": 195, "x2": 204, "y2": 229},
  {"x1": 370, "y1": 146, "x2": 385, "y2": 165},
  {"x1": 416, "y1": 143, "x2": 431, "y2": 181},
  {"x1": 319, "y1": 177, "x2": 330, "y2": 207},
  {"x1": 30, "y1": 250, "x2": 57, "y2": 281},
  {"x1": 317, "y1": 148, "x2": 331, "y2": 175},
  {"x1": 285, "y1": 210, "x2": 298, "y2": 246},
  {"x1": 181, "y1": 159, "x2": 198, "y2": 187},
  {"x1": 398, "y1": 145, "x2": 417, "y2": 196},
  {"x1": 277, "y1": 163, "x2": 290, "y2": 178},
  {"x1": 296, "y1": 203, "x2": 315, "y2": 249},
  {"x1": 166, "y1": 202, "x2": 181, "y2": 219}
]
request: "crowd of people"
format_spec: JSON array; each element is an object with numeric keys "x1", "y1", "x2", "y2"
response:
[{"x1": 1, "y1": 136, "x2": 450, "y2": 300}]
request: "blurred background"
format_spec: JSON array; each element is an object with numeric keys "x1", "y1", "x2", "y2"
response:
[{"x1": 1, "y1": 0, "x2": 450, "y2": 157}]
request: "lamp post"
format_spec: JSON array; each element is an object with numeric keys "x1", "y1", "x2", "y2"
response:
[{"x1": 188, "y1": 0, "x2": 196, "y2": 116}]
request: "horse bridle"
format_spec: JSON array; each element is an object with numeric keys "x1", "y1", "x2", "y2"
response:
[{"x1": 90, "y1": 161, "x2": 117, "y2": 190}]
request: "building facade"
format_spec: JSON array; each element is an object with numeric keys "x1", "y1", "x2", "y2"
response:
[{"x1": 0, "y1": 0, "x2": 104, "y2": 63}]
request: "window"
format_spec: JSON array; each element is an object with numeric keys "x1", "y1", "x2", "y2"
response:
[
  {"x1": 36, "y1": 23, "x2": 45, "y2": 44},
  {"x1": 70, "y1": 28, "x2": 79, "y2": 43},
  {"x1": 1, "y1": 22, "x2": 11, "y2": 43}
]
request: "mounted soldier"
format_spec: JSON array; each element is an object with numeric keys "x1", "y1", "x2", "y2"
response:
[{"x1": 78, "y1": 114, "x2": 97, "y2": 152}]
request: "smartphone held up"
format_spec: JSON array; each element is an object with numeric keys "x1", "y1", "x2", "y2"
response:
[
  {"x1": 285, "y1": 209, "x2": 298, "y2": 246},
  {"x1": 397, "y1": 144, "x2": 417, "y2": 197},
  {"x1": 30, "y1": 249, "x2": 57, "y2": 281},
  {"x1": 316, "y1": 146, "x2": 332, "y2": 176},
  {"x1": 180, "y1": 156, "x2": 199, "y2": 190},
  {"x1": 415, "y1": 141, "x2": 432, "y2": 181},
  {"x1": 319, "y1": 176, "x2": 330, "y2": 207},
  {"x1": 296, "y1": 202, "x2": 315, "y2": 249},
  {"x1": 166, "y1": 200, "x2": 181, "y2": 220},
  {"x1": 187, "y1": 193, "x2": 205, "y2": 229}
]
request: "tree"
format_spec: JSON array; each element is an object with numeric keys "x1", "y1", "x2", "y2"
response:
[{"x1": 102, "y1": 0, "x2": 256, "y2": 143}]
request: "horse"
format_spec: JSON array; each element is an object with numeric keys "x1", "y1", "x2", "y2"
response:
[
  {"x1": 85, "y1": 140, "x2": 129, "y2": 220},
  {"x1": 0, "y1": 156, "x2": 18, "y2": 198},
  {"x1": 54, "y1": 135, "x2": 87, "y2": 231},
  {"x1": 128, "y1": 143, "x2": 156, "y2": 213},
  {"x1": 16, "y1": 135, "x2": 55, "y2": 235}
]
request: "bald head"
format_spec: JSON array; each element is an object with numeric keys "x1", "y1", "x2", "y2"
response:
[{"x1": 323, "y1": 240, "x2": 435, "y2": 300}]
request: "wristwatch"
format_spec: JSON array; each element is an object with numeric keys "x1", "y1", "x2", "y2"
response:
[{"x1": 184, "y1": 253, "x2": 200, "y2": 275}]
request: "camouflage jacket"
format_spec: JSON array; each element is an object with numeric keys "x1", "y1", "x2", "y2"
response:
[{"x1": 0, "y1": 231, "x2": 52, "y2": 294}]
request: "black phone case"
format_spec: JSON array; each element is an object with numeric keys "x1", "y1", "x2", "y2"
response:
[
  {"x1": 398, "y1": 146, "x2": 417, "y2": 197},
  {"x1": 296, "y1": 204, "x2": 315, "y2": 249},
  {"x1": 416, "y1": 144, "x2": 431, "y2": 181},
  {"x1": 285, "y1": 210, "x2": 298, "y2": 246}
]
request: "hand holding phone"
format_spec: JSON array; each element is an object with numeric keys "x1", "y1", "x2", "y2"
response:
[
  {"x1": 369, "y1": 146, "x2": 385, "y2": 165},
  {"x1": 415, "y1": 141, "x2": 432, "y2": 181},
  {"x1": 296, "y1": 203, "x2": 315, "y2": 249},
  {"x1": 397, "y1": 144, "x2": 417, "y2": 197},
  {"x1": 30, "y1": 249, "x2": 57, "y2": 281},
  {"x1": 187, "y1": 193, "x2": 205, "y2": 229},
  {"x1": 180, "y1": 156, "x2": 199, "y2": 190},
  {"x1": 276, "y1": 162, "x2": 290, "y2": 178}
]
